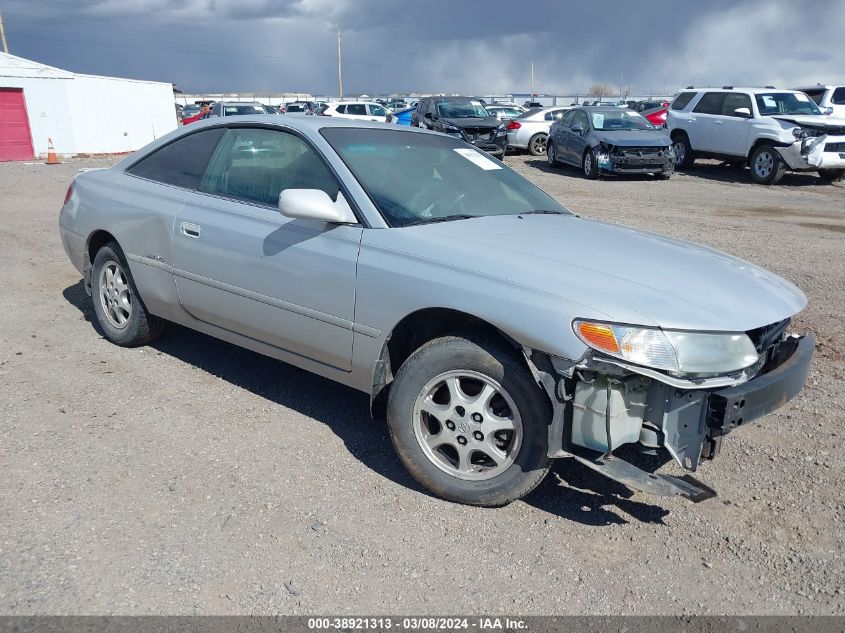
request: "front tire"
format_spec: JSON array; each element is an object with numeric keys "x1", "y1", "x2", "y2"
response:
[
  {"x1": 671, "y1": 133, "x2": 695, "y2": 169},
  {"x1": 91, "y1": 242, "x2": 164, "y2": 347},
  {"x1": 750, "y1": 145, "x2": 786, "y2": 185},
  {"x1": 386, "y1": 334, "x2": 551, "y2": 507},
  {"x1": 527, "y1": 133, "x2": 547, "y2": 156},
  {"x1": 582, "y1": 148, "x2": 599, "y2": 179}
]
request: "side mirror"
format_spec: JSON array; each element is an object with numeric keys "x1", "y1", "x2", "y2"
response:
[
  {"x1": 571, "y1": 123, "x2": 585, "y2": 135},
  {"x1": 278, "y1": 189, "x2": 357, "y2": 224},
  {"x1": 734, "y1": 107, "x2": 752, "y2": 118},
  {"x1": 424, "y1": 112, "x2": 433, "y2": 119}
]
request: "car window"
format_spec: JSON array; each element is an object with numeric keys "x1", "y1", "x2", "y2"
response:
[
  {"x1": 321, "y1": 127, "x2": 568, "y2": 228},
  {"x1": 670, "y1": 92, "x2": 697, "y2": 111},
  {"x1": 223, "y1": 104, "x2": 266, "y2": 116},
  {"x1": 199, "y1": 128, "x2": 339, "y2": 207},
  {"x1": 369, "y1": 105, "x2": 387, "y2": 117},
  {"x1": 832, "y1": 88, "x2": 845, "y2": 105},
  {"x1": 755, "y1": 92, "x2": 821, "y2": 116},
  {"x1": 544, "y1": 109, "x2": 566, "y2": 121},
  {"x1": 801, "y1": 88, "x2": 826, "y2": 105},
  {"x1": 337, "y1": 105, "x2": 348, "y2": 114},
  {"x1": 693, "y1": 92, "x2": 728, "y2": 115},
  {"x1": 126, "y1": 127, "x2": 226, "y2": 189},
  {"x1": 722, "y1": 93, "x2": 753, "y2": 117},
  {"x1": 436, "y1": 100, "x2": 488, "y2": 118},
  {"x1": 573, "y1": 110, "x2": 589, "y2": 129},
  {"x1": 561, "y1": 110, "x2": 576, "y2": 127},
  {"x1": 347, "y1": 104, "x2": 367, "y2": 116},
  {"x1": 589, "y1": 110, "x2": 652, "y2": 130}
]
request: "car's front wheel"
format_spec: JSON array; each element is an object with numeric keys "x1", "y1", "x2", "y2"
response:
[
  {"x1": 91, "y1": 242, "x2": 164, "y2": 347},
  {"x1": 750, "y1": 145, "x2": 786, "y2": 185},
  {"x1": 583, "y1": 148, "x2": 599, "y2": 179},
  {"x1": 386, "y1": 334, "x2": 551, "y2": 506},
  {"x1": 818, "y1": 169, "x2": 844, "y2": 184}
]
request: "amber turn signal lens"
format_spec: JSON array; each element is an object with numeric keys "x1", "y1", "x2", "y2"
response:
[{"x1": 576, "y1": 322, "x2": 620, "y2": 354}]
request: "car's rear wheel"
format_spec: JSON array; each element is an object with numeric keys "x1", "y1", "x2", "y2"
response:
[
  {"x1": 750, "y1": 145, "x2": 786, "y2": 185},
  {"x1": 91, "y1": 242, "x2": 164, "y2": 347},
  {"x1": 527, "y1": 133, "x2": 548, "y2": 156},
  {"x1": 671, "y1": 133, "x2": 695, "y2": 169},
  {"x1": 583, "y1": 148, "x2": 599, "y2": 179},
  {"x1": 818, "y1": 169, "x2": 844, "y2": 183},
  {"x1": 386, "y1": 334, "x2": 551, "y2": 507}
]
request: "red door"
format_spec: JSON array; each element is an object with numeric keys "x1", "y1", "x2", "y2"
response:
[{"x1": 0, "y1": 88, "x2": 35, "y2": 161}]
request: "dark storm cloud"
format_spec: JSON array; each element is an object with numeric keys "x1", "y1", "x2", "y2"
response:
[{"x1": 2, "y1": 0, "x2": 843, "y2": 96}]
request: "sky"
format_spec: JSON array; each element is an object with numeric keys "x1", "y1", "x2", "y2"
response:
[{"x1": 2, "y1": 0, "x2": 844, "y2": 98}]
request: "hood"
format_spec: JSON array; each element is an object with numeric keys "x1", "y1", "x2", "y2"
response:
[
  {"x1": 392, "y1": 214, "x2": 806, "y2": 332},
  {"x1": 772, "y1": 114, "x2": 845, "y2": 133},
  {"x1": 593, "y1": 129, "x2": 671, "y2": 146},
  {"x1": 441, "y1": 116, "x2": 500, "y2": 130}
]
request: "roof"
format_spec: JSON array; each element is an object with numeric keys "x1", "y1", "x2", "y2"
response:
[
  {"x1": 0, "y1": 51, "x2": 73, "y2": 79},
  {"x1": 577, "y1": 106, "x2": 633, "y2": 112},
  {"x1": 190, "y1": 114, "x2": 429, "y2": 134},
  {"x1": 0, "y1": 51, "x2": 173, "y2": 86}
]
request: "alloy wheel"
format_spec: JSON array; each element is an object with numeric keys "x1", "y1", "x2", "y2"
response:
[
  {"x1": 412, "y1": 370, "x2": 522, "y2": 481},
  {"x1": 99, "y1": 261, "x2": 132, "y2": 329},
  {"x1": 754, "y1": 151, "x2": 774, "y2": 179}
]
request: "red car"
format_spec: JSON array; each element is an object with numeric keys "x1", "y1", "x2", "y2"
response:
[
  {"x1": 641, "y1": 101, "x2": 669, "y2": 127},
  {"x1": 181, "y1": 109, "x2": 211, "y2": 125}
]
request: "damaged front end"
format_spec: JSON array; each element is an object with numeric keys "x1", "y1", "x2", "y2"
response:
[
  {"x1": 595, "y1": 143, "x2": 675, "y2": 175},
  {"x1": 529, "y1": 319, "x2": 814, "y2": 502}
]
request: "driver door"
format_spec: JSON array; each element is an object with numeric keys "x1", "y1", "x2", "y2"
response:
[{"x1": 172, "y1": 126, "x2": 362, "y2": 371}]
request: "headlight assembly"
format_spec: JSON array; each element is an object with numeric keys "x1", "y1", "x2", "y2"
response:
[
  {"x1": 792, "y1": 126, "x2": 822, "y2": 141},
  {"x1": 573, "y1": 320, "x2": 759, "y2": 376},
  {"x1": 496, "y1": 124, "x2": 507, "y2": 136},
  {"x1": 441, "y1": 124, "x2": 464, "y2": 138}
]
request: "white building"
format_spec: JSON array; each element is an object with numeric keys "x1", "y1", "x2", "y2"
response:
[{"x1": 0, "y1": 52, "x2": 178, "y2": 161}]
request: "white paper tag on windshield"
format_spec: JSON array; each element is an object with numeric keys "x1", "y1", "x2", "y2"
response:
[
  {"x1": 794, "y1": 93, "x2": 809, "y2": 102},
  {"x1": 453, "y1": 148, "x2": 502, "y2": 170}
]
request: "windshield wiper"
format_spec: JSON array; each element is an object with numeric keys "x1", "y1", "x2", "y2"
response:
[
  {"x1": 518, "y1": 209, "x2": 567, "y2": 215},
  {"x1": 402, "y1": 214, "x2": 480, "y2": 227}
]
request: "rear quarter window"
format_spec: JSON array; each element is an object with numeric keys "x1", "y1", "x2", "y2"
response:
[
  {"x1": 832, "y1": 88, "x2": 845, "y2": 105},
  {"x1": 126, "y1": 127, "x2": 225, "y2": 189},
  {"x1": 670, "y1": 92, "x2": 697, "y2": 110}
]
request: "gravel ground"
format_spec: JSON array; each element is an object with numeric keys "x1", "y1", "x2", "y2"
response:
[{"x1": 0, "y1": 154, "x2": 843, "y2": 615}]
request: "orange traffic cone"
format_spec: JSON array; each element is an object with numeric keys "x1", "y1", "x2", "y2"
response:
[{"x1": 45, "y1": 138, "x2": 60, "y2": 165}]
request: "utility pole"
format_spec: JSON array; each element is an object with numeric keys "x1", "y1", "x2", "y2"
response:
[
  {"x1": 0, "y1": 13, "x2": 9, "y2": 54},
  {"x1": 530, "y1": 60, "x2": 534, "y2": 97},
  {"x1": 337, "y1": 29, "x2": 343, "y2": 99}
]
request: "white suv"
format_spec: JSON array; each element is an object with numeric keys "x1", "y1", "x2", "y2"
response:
[{"x1": 667, "y1": 87, "x2": 845, "y2": 184}]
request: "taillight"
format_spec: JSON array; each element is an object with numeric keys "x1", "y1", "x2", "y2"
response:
[
  {"x1": 507, "y1": 120, "x2": 521, "y2": 130},
  {"x1": 63, "y1": 182, "x2": 74, "y2": 205}
]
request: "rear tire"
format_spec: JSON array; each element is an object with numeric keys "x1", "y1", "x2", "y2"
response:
[
  {"x1": 386, "y1": 333, "x2": 551, "y2": 507},
  {"x1": 91, "y1": 242, "x2": 164, "y2": 347},
  {"x1": 546, "y1": 140, "x2": 558, "y2": 167},
  {"x1": 818, "y1": 169, "x2": 844, "y2": 183},
  {"x1": 750, "y1": 145, "x2": 786, "y2": 185},
  {"x1": 527, "y1": 133, "x2": 547, "y2": 156}
]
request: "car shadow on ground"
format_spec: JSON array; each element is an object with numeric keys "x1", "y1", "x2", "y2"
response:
[
  {"x1": 64, "y1": 279, "x2": 672, "y2": 527},
  {"x1": 523, "y1": 155, "x2": 834, "y2": 187}
]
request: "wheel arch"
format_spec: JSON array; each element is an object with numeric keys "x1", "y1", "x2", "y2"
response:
[
  {"x1": 369, "y1": 307, "x2": 538, "y2": 418},
  {"x1": 747, "y1": 137, "x2": 792, "y2": 161},
  {"x1": 84, "y1": 229, "x2": 121, "y2": 294}
]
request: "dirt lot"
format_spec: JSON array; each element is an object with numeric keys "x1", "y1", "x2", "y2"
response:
[{"x1": 0, "y1": 154, "x2": 843, "y2": 615}]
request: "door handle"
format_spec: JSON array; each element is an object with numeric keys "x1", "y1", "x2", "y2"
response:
[
  {"x1": 714, "y1": 120, "x2": 724, "y2": 125},
  {"x1": 180, "y1": 222, "x2": 201, "y2": 238}
]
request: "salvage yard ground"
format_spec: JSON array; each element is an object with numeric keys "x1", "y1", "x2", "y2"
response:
[{"x1": 0, "y1": 155, "x2": 842, "y2": 615}]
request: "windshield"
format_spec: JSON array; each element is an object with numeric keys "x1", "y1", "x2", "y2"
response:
[
  {"x1": 224, "y1": 105, "x2": 266, "y2": 116},
  {"x1": 436, "y1": 100, "x2": 489, "y2": 119},
  {"x1": 321, "y1": 128, "x2": 569, "y2": 227},
  {"x1": 589, "y1": 110, "x2": 653, "y2": 131},
  {"x1": 756, "y1": 92, "x2": 821, "y2": 116}
]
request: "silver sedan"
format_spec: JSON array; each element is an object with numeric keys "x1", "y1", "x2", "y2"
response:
[
  {"x1": 59, "y1": 116, "x2": 813, "y2": 507},
  {"x1": 505, "y1": 106, "x2": 571, "y2": 155}
]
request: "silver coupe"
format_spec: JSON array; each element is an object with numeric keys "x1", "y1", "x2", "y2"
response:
[{"x1": 59, "y1": 116, "x2": 814, "y2": 506}]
